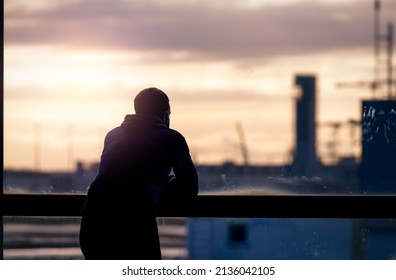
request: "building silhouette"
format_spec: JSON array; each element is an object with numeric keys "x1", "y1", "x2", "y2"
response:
[{"x1": 292, "y1": 75, "x2": 319, "y2": 176}]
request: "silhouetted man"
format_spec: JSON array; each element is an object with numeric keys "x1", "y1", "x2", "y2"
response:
[{"x1": 79, "y1": 87, "x2": 198, "y2": 260}]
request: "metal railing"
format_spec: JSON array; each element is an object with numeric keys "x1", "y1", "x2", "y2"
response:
[
  {"x1": 2, "y1": 193, "x2": 396, "y2": 218},
  {"x1": 1, "y1": 193, "x2": 396, "y2": 260}
]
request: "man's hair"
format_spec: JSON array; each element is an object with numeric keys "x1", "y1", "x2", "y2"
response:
[{"x1": 134, "y1": 87, "x2": 170, "y2": 118}]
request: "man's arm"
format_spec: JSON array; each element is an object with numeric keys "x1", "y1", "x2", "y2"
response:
[{"x1": 161, "y1": 135, "x2": 198, "y2": 199}]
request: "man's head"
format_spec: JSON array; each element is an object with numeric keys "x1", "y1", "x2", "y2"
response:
[{"x1": 134, "y1": 87, "x2": 171, "y2": 125}]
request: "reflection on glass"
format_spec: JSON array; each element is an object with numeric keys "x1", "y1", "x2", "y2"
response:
[{"x1": 3, "y1": 163, "x2": 97, "y2": 194}]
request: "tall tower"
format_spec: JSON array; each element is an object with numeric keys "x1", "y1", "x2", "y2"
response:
[
  {"x1": 292, "y1": 75, "x2": 318, "y2": 175},
  {"x1": 360, "y1": 100, "x2": 396, "y2": 193}
]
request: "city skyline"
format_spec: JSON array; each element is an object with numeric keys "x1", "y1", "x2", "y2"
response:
[{"x1": 4, "y1": 0, "x2": 396, "y2": 171}]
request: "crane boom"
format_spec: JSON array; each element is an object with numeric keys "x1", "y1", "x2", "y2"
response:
[{"x1": 235, "y1": 121, "x2": 249, "y2": 167}]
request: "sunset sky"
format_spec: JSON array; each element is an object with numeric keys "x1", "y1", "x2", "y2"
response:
[{"x1": 4, "y1": 0, "x2": 396, "y2": 171}]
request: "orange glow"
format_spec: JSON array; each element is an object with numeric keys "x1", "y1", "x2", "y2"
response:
[
  {"x1": 5, "y1": 45, "x2": 373, "y2": 171},
  {"x1": 5, "y1": 0, "x2": 385, "y2": 171}
]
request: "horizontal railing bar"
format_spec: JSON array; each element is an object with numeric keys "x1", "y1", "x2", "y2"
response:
[{"x1": 2, "y1": 194, "x2": 396, "y2": 218}]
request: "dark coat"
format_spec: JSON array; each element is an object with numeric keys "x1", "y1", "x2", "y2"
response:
[{"x1": 79, "y1": 114, "x2": 198, "y2": 260}]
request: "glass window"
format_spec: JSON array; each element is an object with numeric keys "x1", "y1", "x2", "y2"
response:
[
  {"x1": 4, "y1": 0, "x2": 396, "y2": 195},
  {"x1": 3, "y1": 0, "x2": 396, "y2": 262}
]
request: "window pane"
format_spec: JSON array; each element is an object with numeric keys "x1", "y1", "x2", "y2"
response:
[{"x1": 4, "y1": 0, "x2": 396, "y2": 194}]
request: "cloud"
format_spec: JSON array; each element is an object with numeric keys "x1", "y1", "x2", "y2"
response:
[{"x1": 4, "y1": 0, "x2": 396, "y2": 61}]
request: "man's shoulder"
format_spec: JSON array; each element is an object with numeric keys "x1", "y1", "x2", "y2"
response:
[
  {"x1": 105, "y1": 126, "x2": 123, "y2": 137},
  {"x1": 165, "y1": 127, "x2": 185, "y2": 140}
]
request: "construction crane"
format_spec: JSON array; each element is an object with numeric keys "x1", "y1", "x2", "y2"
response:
[
  {"x1": 319, "y1": 121, "x2": 342, "y2": 164},
  {"x1": 374, "y1": 0, "x2": 395, "y2": 99},
  {"x1": 335, "y1": 81, "x2": 377, "y2": 92},
  {"x1": 336, "y1": 0, "x2": 395, "y2": 99},
  {"x1": 346, "y1": 119, "x2": 361, "y2": 157},
  {"x1": 318, "y1": 119, "x2": 361, "y2": 163},
  {"x1": 235, "y1": 121, "x2": 249, "y2": 167}
]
